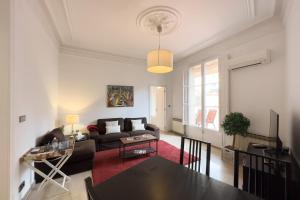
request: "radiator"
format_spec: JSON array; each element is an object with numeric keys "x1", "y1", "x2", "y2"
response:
[{"x1": 172, "y1": 118, "x2": 184, "y2": 135}]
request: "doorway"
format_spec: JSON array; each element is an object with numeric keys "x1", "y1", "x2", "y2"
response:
[{"x1": 150, "y1": 86, "x2": 166, "y2": 131}]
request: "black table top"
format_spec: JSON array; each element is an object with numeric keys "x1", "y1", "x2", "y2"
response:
[{"x1": 93, "y1": 156, "x2": 258, "y2": 200}]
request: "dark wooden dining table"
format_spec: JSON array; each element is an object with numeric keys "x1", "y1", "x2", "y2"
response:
[{"x1": 93, "y1": 156, "x2": 259, "y2": 200}]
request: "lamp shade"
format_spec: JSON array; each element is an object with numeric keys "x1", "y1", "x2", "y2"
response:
[
  {"x1": 147, "y1": 49, "x2": 173, "y2": 73},
  {"x1": 65, "y1": 114, "x2": 80, "y2": 124}
]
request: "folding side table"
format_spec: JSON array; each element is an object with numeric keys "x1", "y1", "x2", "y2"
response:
[{"x1": 21, "y1": 140, "x2": 75, "y2": 192}]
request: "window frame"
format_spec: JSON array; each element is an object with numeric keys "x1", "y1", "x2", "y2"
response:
[{"x1": 184, "y1": 58, "x2": 220, "y2": 133}]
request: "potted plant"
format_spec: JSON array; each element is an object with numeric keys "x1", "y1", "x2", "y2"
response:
[{"x1": 221, "y1": 112, "x2": 250, "y2": 150}]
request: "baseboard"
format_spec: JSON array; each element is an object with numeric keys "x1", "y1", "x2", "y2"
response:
[
  {"x1": 169, "y1": 131, "x2": 185, "y2": 136},
  {"x1": 22, "y1": 182, "x2": 35, "y2": 200}
]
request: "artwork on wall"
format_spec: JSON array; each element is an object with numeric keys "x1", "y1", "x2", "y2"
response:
[{"x1": 107, "y1": 85, "x2": 134, "y2": 107}]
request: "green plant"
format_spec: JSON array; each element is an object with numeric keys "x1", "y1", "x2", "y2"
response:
[{"x1": 221, "y1": 112, "x2": 250, "y2": 149}]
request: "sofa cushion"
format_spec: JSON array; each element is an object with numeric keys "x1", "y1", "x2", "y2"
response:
[
  {"x1": 128, "y1": 130, "x2": 156, "y2": 137},
  {"x1": 106, "y1": 125, "x2": 121, "y2": 134},
  {"x1": 36, "y1": 127, "x2": 65, "y2": 146},
  {"x1": 50, "y1": 127, "x2": 65, "y2": 142},
  {"x1": 37, "y1": 132, "x2": 54, "y2": 146},
  {"x1": 132, "y1": 123, "x2": 145, "y2": 131},
  {"x1": 124, "y1": 117, "x2": 147, "y2": 131},
  {"x1": 68, "y1": 140, "x2": 95, "y2": 163},
  {"x1": 97, "y1": 132, "x2": 130, "y2": 143},
  {"x1": 97, "y1": 118, "x2": 124, "y2": 135}
]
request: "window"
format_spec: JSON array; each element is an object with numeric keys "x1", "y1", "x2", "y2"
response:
[{"x1": 184, "y1": 59, "x2": 219, "y2": 131}]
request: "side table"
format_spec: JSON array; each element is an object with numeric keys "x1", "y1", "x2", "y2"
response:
[{"x1": 21, "y1": 139, "x2": 75, "y2": 192}]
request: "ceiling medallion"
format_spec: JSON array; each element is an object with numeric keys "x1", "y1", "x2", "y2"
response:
[{"x1": 136, "y1": 6, "x2": 181, "y2": 36}]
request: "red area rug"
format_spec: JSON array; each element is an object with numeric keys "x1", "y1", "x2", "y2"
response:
[{"x1": 92, "y1": 140, "x2": 191, "y2": 184}]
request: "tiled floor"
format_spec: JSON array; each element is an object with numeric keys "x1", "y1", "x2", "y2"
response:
[{"x1": 26, "y1": 132, "x2": 234, "y2": 200}]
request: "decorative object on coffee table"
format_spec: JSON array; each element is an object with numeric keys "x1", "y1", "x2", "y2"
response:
[
  {"x1": 119, "y1": 134, "x2": 158, "y2": 159},
  {"x1": 107, "y1": 85, "x2": 134, "y2": 107},
  {"x1": 221, "y1": 112, "x2": 250, "y2": 150}
]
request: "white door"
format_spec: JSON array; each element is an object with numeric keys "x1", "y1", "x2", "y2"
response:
[{"x1": 150, "y1": 86, "x2": 166, "y2": 131}]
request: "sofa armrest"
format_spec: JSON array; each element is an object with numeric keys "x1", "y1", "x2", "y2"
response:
[
  {"x1": 89, "y1": 131, "x2": 100, "y2": 140},
  {"x1": 146, "y1": 124, "x2": 160, "y2": 139}
]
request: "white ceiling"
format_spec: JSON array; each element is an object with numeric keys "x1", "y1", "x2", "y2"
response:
[{"x1": 44, "y1": 0, "x2": 277, "y2": 61}]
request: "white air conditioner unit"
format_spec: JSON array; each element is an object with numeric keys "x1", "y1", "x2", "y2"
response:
[{"x1": 227, "y1": 49, "x2": 271, "y2": 70}]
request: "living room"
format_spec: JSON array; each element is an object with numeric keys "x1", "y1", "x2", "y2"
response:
[{"x1": 1, "y1": 0, "x2": 300, "y2": 200}]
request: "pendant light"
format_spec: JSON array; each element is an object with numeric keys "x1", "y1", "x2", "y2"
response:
[{"x1": 147, "y1": 25, "x2": 173, "y2": 74}]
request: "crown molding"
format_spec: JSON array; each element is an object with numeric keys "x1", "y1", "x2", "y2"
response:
[
  {"x1": 40, "y1": 0, "x2": 278, "y2": 65},
  {"x1": 175, "y1": 14, "x2": 274, "y2": 63},
  {"x1": 62, "y1": 0, "x2": 73, "y2": 40},
  {"x1": 246, "y1": 0, "x2": 256, "y2": 19},
  {"x1": 43, "y1": 0, "x2": 72, "y2": 43},
  {"x1": 29, "y1": 0, "x2": 61, "y2": 47},
  {"x1": 61, "y1": 45, "x2": 146, "y2": 65},
  {"x1": 280, "y1": 0, "x2": 295, "y2": 26}
]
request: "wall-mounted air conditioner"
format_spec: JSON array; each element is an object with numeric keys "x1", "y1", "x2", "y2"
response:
[{"x1": 227, "y1": 49, "x2": 271, "y2": 70}]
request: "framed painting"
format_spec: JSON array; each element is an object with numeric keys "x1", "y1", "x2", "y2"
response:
[{"x1": 107, "y1": 85, "x2": 134, "y2": 107}]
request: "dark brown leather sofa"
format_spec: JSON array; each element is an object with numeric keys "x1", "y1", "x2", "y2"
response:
[
  {"x1": 90, "y1": 117, "x2": 160, "y2": 151},
  {"x1": 34, "y1": 127, "x2": 95, "y2": 183}
]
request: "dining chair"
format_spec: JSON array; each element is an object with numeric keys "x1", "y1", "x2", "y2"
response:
[
  {"x1": 180, "y1": 136, "x2": 211, "y2": 176},
  {"x1": 233, "y1": 150, "x2": 291, "y2": 200},
  {"x1": 85, "y1": 177, "x2": 99, "y2": 200}
]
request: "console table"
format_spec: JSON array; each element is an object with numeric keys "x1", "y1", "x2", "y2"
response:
[
  {"x1": 244, "y1": 143, "x2": 300, "y2": 199},
  {"x1": 21, "y1": 139, "x2": 75, "y2": 192}
]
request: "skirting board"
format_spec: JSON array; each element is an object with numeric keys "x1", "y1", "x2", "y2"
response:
[
  {"x1": 169, "y1": 131, "x2": 185, "y2": 136},
  {"x1": 22, "y1": 182, "x2": 35, "y2": 200}
]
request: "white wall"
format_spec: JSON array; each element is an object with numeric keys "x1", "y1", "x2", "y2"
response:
[
  {"x1": 0, "y1": 0, "x2": 11, "y2": 199},
  {"x1": 11, "y1": 0, "x2": 59, "y2": 199},
  {"x1": 58, "y1": 53, "x2": 172, "y2": 130},
  {"x1": 285, "y1": 0, "x2": 300, "y2": 165},
  {"x1": 172, "y1": 18, "x2": 286, "y2": 147}
]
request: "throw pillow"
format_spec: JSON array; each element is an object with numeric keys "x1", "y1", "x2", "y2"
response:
[
  {"x1": 131, "y1": 119, "x2": 142, "y2": 125},
  {"x1": 105, "y1": 121, "x2": 119, "y2": 127},
  {"x1": 106, "y1": 125, "x2": 121, "y2": 134},
  {"x1": 132, "y1": 123, "x2": 145, "y2": 131},
  {"x1": 87, "y1": 125, "x2": 98, "y2": 132}
]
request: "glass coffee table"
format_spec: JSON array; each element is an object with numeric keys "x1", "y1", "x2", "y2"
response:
[{"x1": 119, "y1": 134, "x2": 158, "y2": 159}]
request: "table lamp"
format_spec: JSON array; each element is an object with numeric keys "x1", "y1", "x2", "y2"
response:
[{"x1": 65, "y1": 114, "x2": 80, "y2": 136}]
